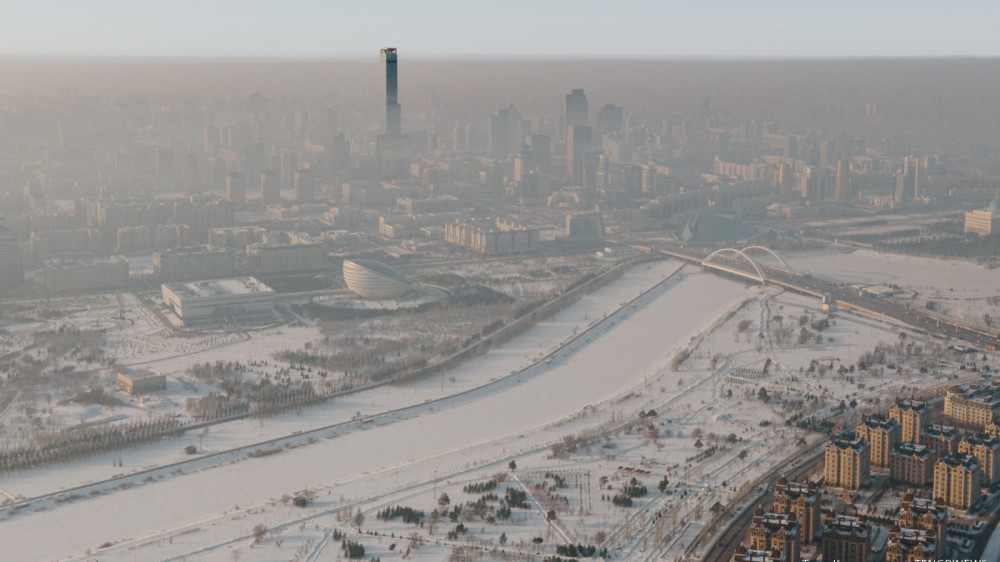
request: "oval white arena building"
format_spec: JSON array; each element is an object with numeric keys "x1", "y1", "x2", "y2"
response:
[{"x1": 342, "y1": 259, "x2": 412, "y2": 299}]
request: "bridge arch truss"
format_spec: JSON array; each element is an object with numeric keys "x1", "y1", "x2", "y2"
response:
[
  {"x1": 700, "y1": 246, "x2": 795, "y2": 284},
  {"x1": 740, "y1": 246, "x2": 795, "y2": 275}
]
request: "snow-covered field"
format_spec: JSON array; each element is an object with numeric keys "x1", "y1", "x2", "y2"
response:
[
  {"x1": 787, "y1": 247, "x2": 1000, "y2": 326},
  {"x1": 0, "y1": 262, "x2": 685, "y2": 500},
  {"x1": 0, "y1": 262, "x2": 758, "y2": 560},
  {"x1": 0, "y1": 249, "x2": 994, "y2": 561}
]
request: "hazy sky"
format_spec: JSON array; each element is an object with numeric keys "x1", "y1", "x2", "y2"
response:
[{"x1": 4, "y1": 1, "x2": 1000, "y2": 59}]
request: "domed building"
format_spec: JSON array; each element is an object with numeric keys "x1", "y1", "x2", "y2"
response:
[{"x1": 342, "y1": 259, "x2": 411, "y2": 299}]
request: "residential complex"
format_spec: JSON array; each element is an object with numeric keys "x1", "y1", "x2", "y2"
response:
[
  {"x1": 820, "y1": 514, "x2": 871, "y2": 562},
  {"x1": 889, "y1": 398, "x2": 929, "y2": 445},
  {"x1": 889, "y1": 442, "x2": 934, "y2": 485},
  {"x1": 771, "y1": 477, "x2": 821, "y2": 544},
  {"x1": 856, "y1": 414, "x2": 901, "y2": 468},
  {"x1": 933, "y1": 453, "x2": 981, "y2": 510},
  {"x1": 825, "y1": 435, "x2": 871, "y2": 489},
  {"x1": 944, "y1": 383, "x2": 1000, "y2": 430}
]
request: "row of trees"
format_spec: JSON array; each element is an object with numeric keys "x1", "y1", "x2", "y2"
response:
[
  {"x1": 376, "y1": 505, "x2": 424, "y2": 525},
  {"x1": 0, "y1": 416, "x2": 182, "y2": 473},
  {"x1": 555, "y1": 544, "x2": 603, "y2": 558}
]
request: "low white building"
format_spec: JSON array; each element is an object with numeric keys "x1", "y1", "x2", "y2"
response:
[
  {"x1": 965, "y1": 199, "x2": 1000, "y2": 236},
  {"x1": 162, "y1": 277, "x2": 275, "y2": 325},
  {"x1": 117, "y1": 369, "x2": 166, "y2": 396}
]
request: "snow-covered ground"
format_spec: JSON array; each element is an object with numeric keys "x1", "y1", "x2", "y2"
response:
[
  {"x1": 0, "y1": 249, "x2": 994, "y2": 561},
  {"x1": 1, "y1": 263, "x2": 760, "y2": 560},
  {"x1": 787, "y1": 247, "x2": 1000, "y2": 326}
]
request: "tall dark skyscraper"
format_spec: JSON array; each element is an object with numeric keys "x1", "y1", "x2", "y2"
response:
[
  {"x1": 381, "y1": 47, "x2": 401, "y2": 134},
  {"x1": 567, "y1": 125, "x2": 592, "y2": 182},
  {"x1": 566, "y1": 88, "x2": 589, "y2": 129},
  {"x1": 527, "y1": 134, "x2": 551, "y2": 173},
  {"x1": 329, "y1": 133, "x2": 351, "y2": 175},
  {"x1": 488, "y1": 111, "x2": 509, "y2": 161},
  {"x1": 376, "y1": 47, "x2": 411, "y2": 178},
  {"x1": 226, "y1": 171, "x2": 246, "y2": 207},
  {"x1": 260, "y1": 171, "x2": 280, "y2": 204},
  {"x1": 597, "y1": 104, "x2": 624, "y2": 133},
  {"x1": 488, "y1": 104, "x2": 522, "y2": 160},
  {"x1": 835, "y1": 160, "x2": 852, "y2": 202}
]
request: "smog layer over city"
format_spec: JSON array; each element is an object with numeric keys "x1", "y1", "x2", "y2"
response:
[{"x1": 3, "y1": 3, "x2": 1000, "y2": 562}]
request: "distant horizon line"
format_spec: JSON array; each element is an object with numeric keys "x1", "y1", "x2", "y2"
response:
[{"x1": 0, "y1": 53, "x2": 998, "y2": 62}]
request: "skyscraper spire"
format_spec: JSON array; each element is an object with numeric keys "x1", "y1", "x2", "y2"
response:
[{"x1": 381, "y1": 47, "x2": 401, "y2": 134}]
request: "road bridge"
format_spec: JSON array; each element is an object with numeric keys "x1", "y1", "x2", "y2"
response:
[{"x1": 656, "y1": 245, "x2": 1000, "y2": 348}]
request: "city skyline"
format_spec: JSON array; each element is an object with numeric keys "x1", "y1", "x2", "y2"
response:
[
  {"x1": 2, "y1": 1, "x2": 1000, "y2": 59},
  {"x1": 5, "y1": 12, "x2": 1000, "y2": 560}
]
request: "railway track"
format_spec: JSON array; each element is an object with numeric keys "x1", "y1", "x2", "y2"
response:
[{"x1": 700, "y1": 447, "x2": 826, "y2": 562}]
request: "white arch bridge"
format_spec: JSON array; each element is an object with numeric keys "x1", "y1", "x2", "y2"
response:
[{"x1": 701, "y1": 246, "x2": 794, "y2": 285}]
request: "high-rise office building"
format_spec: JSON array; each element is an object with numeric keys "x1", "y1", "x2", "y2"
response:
[
  {"x1": 260, "y1": 171, "x2": 280, "y2": 205},
  {"x1": 279, "y1": 151, "x2": 298, "y2": 185},
  {"x1": 182, "y1": 153, "x2": 199, "y2": 190},
  {"x1": 225, "y1": 172, "x2": 246, "y2": 207},
  {"x1": 783, "y1": 136, "x2": 797, "y2": 160},
  {"x1": 294, "y1": 169, "x2": 315, "y2": 203},
  {"x1": 566, "y1": 125, "x2": 591, "y2": 182},
  {"x1": 512, "y1": 150, "x2": 532, "y2": 182},
  {"x1": 597, "y1": 104, "x2": 624, "y2": 133},
  {"x1": 376, "y1": 47, "x2": 411, "y2": 178},
  {"x1": 210, "y1": 157, "x2": 227, "y2": 191},
  {"x1": 778, "y1": 161, "x2": 795, "y2": 199},
  {"x1": 329, "y1": 133, "x2": 351, "y2": 175},
  {"x1": 488, "y1": 108, "x2": 510, "y2": 160},
  {"x1": 903, "y1": 155, "x2": 924, "y2": 199},
  {"x1": 641, "y1": 164, "x2": 657, "y2": 194},
  {"x1": 819, "y1": 140, "x2": 833, "y2": 168},
  {"x1": 835, "y1": 160, "x2": 852, "y2": 202},
  {"x1": 381, "y1": 47, "x2": 401, "y2": 134},
  {"x1": 451, "y1": 120, "x2": 468, "y2": 151},
  {"x1": 594, "y1": 154, "x2": 610, "y2": 190},
  {"x1": 566, "y1": 88, "x2": 588, "y2": 129},
  {"x1": 487, "y1": 104, "x2": 523, "y2": 161},
  {"x1": 0, "y1": 225, "x2": 22, "y2": 296},
  {"x1": 527, "y1": 135, "x2": 551, "y2": 173},
  {"x1": 621, "y1": 164, "x2": 642, "y2": 196}
]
